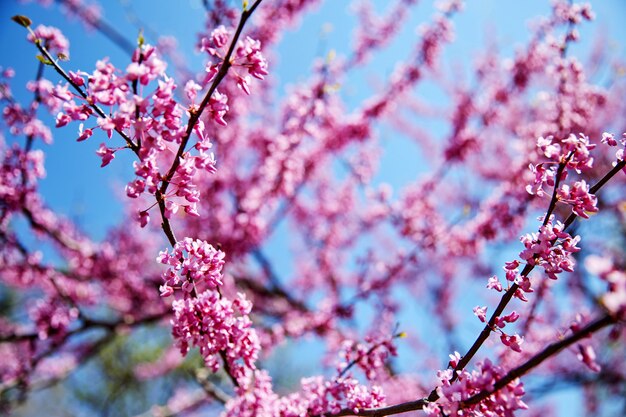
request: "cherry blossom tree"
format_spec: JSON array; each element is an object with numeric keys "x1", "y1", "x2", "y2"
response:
[{"x1": 1, "y1": 0, "x2": 625, "y2": 416}]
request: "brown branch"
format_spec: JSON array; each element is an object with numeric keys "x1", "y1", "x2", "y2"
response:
[
  {"x1": 156, "y1": 0, "x2": 264, "y2": 246},
  {"x1": 0, "y1": 311, "x2": 168, "y2": 344},
  {"x1": 219, "y1": 350, "x2": 240, "y2": 388},
  {"x1": 195, "y1": 368, "x2": 231, "y2": 404},
  {"x1": 460, "y1": 314, "x2": 616, "y2": 408},
  {"x1": 316, "y1": 154, "x2": 626, "y2": 416},
  {"x1": 21, "y1": 207, "x2": 85, "y2": 253},
  {"x1": 32, "y1": 39, "x2": 138, "y2": 152},
  {"x1": 447, "y1": 157, "x2": 626, "y2": 385},
  {"x1": 321, "y1": 315, "x2": 617, "y2": 417}
]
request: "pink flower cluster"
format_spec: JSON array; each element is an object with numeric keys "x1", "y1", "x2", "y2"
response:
[
  {"x1": 526, "y1": 162, "x2": 554, "y2": 197},
  {"x1": 3, "y1": 98, "x2": 53, "y2": 144},
  {"x1": 538, "y1": 133, "x2": 595, "y2": 172},
  {"x1": 158, "y1": 238, "x2": 259, "y2": 384},
  {"x1": 527, "y1": 133, "x2": 597, "y2": 198},
  {"x1": 157, "y1": 237, "x2": 225, "y2": 296},
  {"x1": 44, "y1": 20, "x2": 269, "y2": 226},
  {"x1": 576, "y1": 344, "x2": 601, "y2": 373},
  {"x1": 600, "y1": 132, "x2": 626, "y2": 164},
  {"x1": 337, "y1": 335, "x2": 398, "y2": 380},
  {"x1": 223, "y1": 369, "x2": 279, "y2": 417},
  {"x1": 351, "y1": 0, "x2": 419, "y2": 65},
  {"x1": 27, "y1": 24, "x2": 70, "y2": 57},
  {"x1": 0, "y1": 145, "x2": 45, "y2": 211},
  {"x1": 418, "y1": 14, "x2": 454, "y2": 69},
  {"x1": 278, "y1": 376, "x2": 386, "y2": 416},
  {"x1": 28, "y1": 297, "x2": 79, "y2": 342},
  {"x1": 552, "y1": 1, "x2": 594, "y2": 24},
  {"x1": 27, "y1": 79, "x2": 72, "y2": 115},
  {"x1": 557, "y1": 179, "x2": 597, "y2": 218},
  {"x1": 473, "y1": 305, "x2": 522, "y2": 352},
  {"x1": 425, "y1": 359, "x2": 527, "y2": 417},
  {"x1": 519, "y1": 217, "x2": 580, "y2": 280},
  {"x1": 200, "y1": 25, "x2": 268, "y2": 95},
  {"x1": 6, "y1": 2, "x2": 626, "y2": 416},
  {"x1": 170, "y1": 290, "x2": 259, "y2": 380},
  {"x1": 50, "y1": 40, "x2": 220, "y2": 224},
  {"x1": 486, "y1": 262, "x2": 531, "y2": 304},
  {"x1": 222, "y1": 370, "x2": 386, "y2": 417},
  {"x1": 560, "y1": 133, "x2": 596, "y2": 172},
  {"x1": 234, "y1": 36, "x2": 269, "y2": 93},
  {"x1": 499, "y1": 332, "x2": 524, "y2": 353}
]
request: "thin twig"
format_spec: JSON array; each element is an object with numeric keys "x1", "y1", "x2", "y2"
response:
[
  {"x1": 33, "y1": 40, "x2": 138, "y2": 152},
  {"x1": 156, "y1": 0, "x2": 264, "y2": 246}
]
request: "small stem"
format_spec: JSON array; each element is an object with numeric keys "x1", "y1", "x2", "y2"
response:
[
  {"x1": 336, "y1": 333, "x2": 401, "y2": 380},
  {"x1": 158, "y1": 0, "x2": 263, "y2": 196},
  {"x1": 219, "y1": 351, "x2": 240, "y2": 388},
  {"x1": 132, "y1": 51, "x2": 144, "y2": 148},
  {"x1": 317, "y1": 153, "x2": 625, "y2": 415},
  {"x1": 24, "y1": 59, "x2": 46, "y2": 152},
  {"x1": 155, "y1": 0, "x2": 263, "y2": 246},
  {"x1": 542, "y1": 152, "x2": 573, "y2": 228},
  {"x1": 32, "y1": 40, "x2": 138, "y2": 152},
  {"x1": 460, "y1": 314, "x2": 615, "y2": 408}
]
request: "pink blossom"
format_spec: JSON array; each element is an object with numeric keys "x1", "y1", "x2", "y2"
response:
[
  {"x1": 209, "y1": 89, "x2": 229, "y2": 126},
  {"x1": 184, "y1": 79, "x2": 201, "y2": 104},
  {"x1": 448, "y1": 351, "x2": 462, "y2": 368},
  {"x1": 518, "y1": 217, "x2": 580, "y2": 280},
  {"x1": 235, "y1": 36, "x2": 269, "y2": 80},
  {"x1": 158, "y1": 238, "x2": 225, "y2": 292},
  {"x1": 200, "y1": 25, "x2": 230, "y2": 56},
  {"x1": 562, "y1": 133, "x2": 596, "y2": 173},
  {"x1": 337, "y1": 335, "x2": 398, "y2": 380},
  {"x1": 96, "y1": 117, "x2": 115, "y2": 138},
  {"x1": 526, "y1": 163, "x2": 555, "y2": 197},
  {"x1": 5, "y1": 2, "x2": 626, "y2": 416},
  {"x1": 486, "y1": 275, "x2": 502, "y2": 292},
  {"x1": 537, "y1": 135, "x2": 561, "y2": 159},
  {"x1": 76, "y1": 123, "x2": 92, "y2": 141},
  {"x1": 558, "y1": 180, "x2": 598, "y2": 218},
  {"x1": 428, "y1": 359, "x2": 527, "y2": 416},
  {"x1": 27, "y1": 25, "x2": 70, "y2": 58},
  {"x1": 55, "y1": 112, "x2": 71, "y2": 128},
  {"x1": 576, "y1": 344, "x2": 601, "y2": 372},
  {"x1": 473, "y1": 305, "x2": 487, "y2": 323},
  {"x1": 22, "y1": 119, "x2": 53, "y2": 143},
  {"x1": 137, "y1": 210, "x2": 150, "y2": 228},
  {"x1": 500, "y1": 333, "x2": 524, "y2": 353},
  {"x1": 125, "y1": 179, "x2": 145, "y2": 198},
  {"x1": 601, "y1": 132, "x2": 617, "y2": 146},
  {"x1": 28, "y1": 298, "x2": 79, "y2": 342},
  {"x1": 125, "y1": 44, "x2": 166, "y2": 85},
  {"x1": 495, "y1": 311, "x2": 520, "y2": 328},
  {"x1": 95, "y1": 143, "x2": 115, "y2": 167},
  {"x1": 68, "y1": 70, "x2": 85, "y2": 86},
  {"x1": 170, "y1": 290, "x2": 259, "y2": 381}
]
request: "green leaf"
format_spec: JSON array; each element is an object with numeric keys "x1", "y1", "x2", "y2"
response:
[
  {"x1": 35, "y1": 54, "x2": 53, "y2": 65},
  {"x1": 137, "y1": 29, "x2": 144, "y2": 48},
  {"x1": 11, "y1": 15, "x2": 32, "y2": 27}
]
